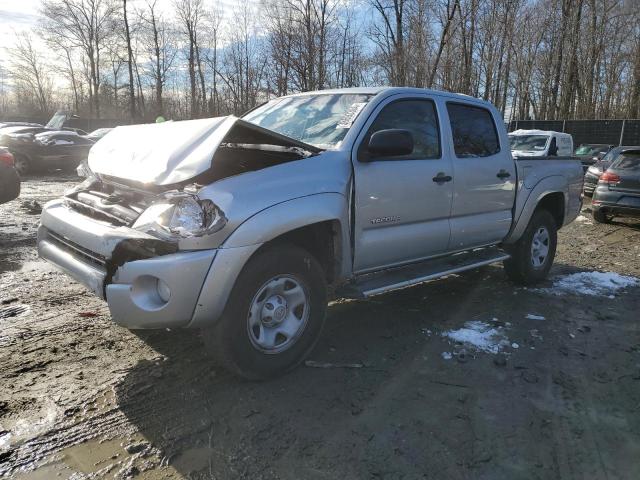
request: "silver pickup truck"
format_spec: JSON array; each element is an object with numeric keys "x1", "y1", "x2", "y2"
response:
[{"x1": 37, "y1": 87, "x2": 583, "y2": 379}]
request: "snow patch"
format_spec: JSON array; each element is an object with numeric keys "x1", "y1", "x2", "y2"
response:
[
  {"x1": 526, "y1": 314, "x2": 546, "y2": 320},
  {"x1": 575, "y1": 215, "x2": 592, "y2": 223},
  {"x1": 441, "y1": 352, "x2": 453, "y2": 360},
  {"x1": 442, "y1": 320, "x2": 509, "y2": 354},
  {"x1": 543, "y1": 271, "x2": 639, "y2": 297}
]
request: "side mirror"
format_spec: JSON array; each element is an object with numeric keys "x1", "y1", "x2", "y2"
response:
[{"x1": 366, "y1": 129, "x2": 414, "y2": 159}]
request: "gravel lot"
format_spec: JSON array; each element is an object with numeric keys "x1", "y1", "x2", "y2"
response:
[{"x1": 1, "y1": 175, "x2": 639, "y2": 479}]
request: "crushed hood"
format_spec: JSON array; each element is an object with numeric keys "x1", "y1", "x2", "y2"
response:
[
  {"x1": 88, "y1": 116, "x2": 238, "y2": 186},
  {"x1": 88, "y1": 116, "x2": 322, "y2": 187}
]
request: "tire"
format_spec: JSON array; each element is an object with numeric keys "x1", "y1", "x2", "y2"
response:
[
  {"x1": 202, "y1": 244, "x2": 328, "y2": 380},
  {"x1": 592, "y1": 208, "x2": 612, "y2": 224},
  {"x1": 503, "y1": 209, "x2": 558, "y2": 285},
  {"x1": 13, "y1": 154, "x2": 29, "y2": 176}
]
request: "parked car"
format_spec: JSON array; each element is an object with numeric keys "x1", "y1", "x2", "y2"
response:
[
  {"x1": 5, "y1": 130, "x2": 96, "y2": 175},
  {"x1": 591, "y1": 148, "x2": 640, "y2": 223},
  {"x1": 574, "y1": 143, "x2": 613, "y2": 166},
  {"x1": 85, "y1": 127, "x2": 113, "y2": 141},
  {"x1": 37, "y1": 87, "x2": 583, "y2": 379},
  {"x1": 583, "y1": 146, "x2": 640, "y2": 197},
  {"x1": 0, "y1": 147, "x2": 20, "y2": 204},
  {"x1": 509, "y1": 129, "x2": 574, "y2": 158}
]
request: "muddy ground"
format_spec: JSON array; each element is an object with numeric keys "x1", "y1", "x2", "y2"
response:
[{"x1": 1, "y1": 174, "x2": 639, "y2": 479}]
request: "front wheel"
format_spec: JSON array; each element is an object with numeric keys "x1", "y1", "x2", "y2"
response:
[
  {"x1": 503, "y1": 210, "x2": 558, "y2": 285},
  {"x1": 202, "y1": 244, "x2": 327, "y2": 380}
]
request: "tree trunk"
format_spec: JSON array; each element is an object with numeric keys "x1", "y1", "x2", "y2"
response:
[{"x1": 123, "y1": 0, "x2": 136, "y2": 120}]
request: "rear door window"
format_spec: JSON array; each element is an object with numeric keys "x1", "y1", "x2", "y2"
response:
[
  {"x1": 446, "y1": 103, "x2": 500, "y2": 158},
  {"x1": 612, "y1": 152, "x2": 640, "y2": 171}
]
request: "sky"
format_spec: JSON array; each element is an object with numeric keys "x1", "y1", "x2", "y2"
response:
[{"x1": 0, "y1": 0, "x2": 41, "y2": 52}]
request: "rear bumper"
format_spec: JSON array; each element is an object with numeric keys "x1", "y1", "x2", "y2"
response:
[
  {"x1": 37, "y1": 199, "x2": 218, "y2": 329},
  {"x1": 592, "y1": 187, "x2": 640, "y2": 218},
  {"x1": 582, "y1": 176, "x2": 598, "y2": 196},
  {"x1": 592, "y1": 202, "x2": 640, "y2": 217},
  {"x1": 0, "y1": 164, "x2": 20, "y2": 204}
]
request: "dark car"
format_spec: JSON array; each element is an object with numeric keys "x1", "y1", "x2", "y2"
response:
[
  {"x1": 0, "y1": 147, "x2": 20, "y2": 204},
  {"x1": 583, "y1": 146, "x2": 640, "y2": 197},
  {"x1": 5, "y1": 130, "x2": 95, "y2": 175},
  {"x1": 575, "y1": 143, "x2": 613, "y2": 170},
  {"x1": 592, "y1": 148, "x2": 640, "y2": 223}
]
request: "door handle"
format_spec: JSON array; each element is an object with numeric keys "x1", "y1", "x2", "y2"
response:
[
  {"x1": 432, "y1": 172, "x2": 452, "y2": 184},
  {"x1": 497, "y1": 170, "x2": 511, "y2": 179}
]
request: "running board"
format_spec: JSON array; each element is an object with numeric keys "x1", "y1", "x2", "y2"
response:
[{"x1": 338, "y1": 247, "x2": 510, "y2": 299}]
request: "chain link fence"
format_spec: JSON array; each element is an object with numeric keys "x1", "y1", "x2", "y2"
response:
[{"x1": 507, "y1": 119, "x2": 640, "y2": 147}]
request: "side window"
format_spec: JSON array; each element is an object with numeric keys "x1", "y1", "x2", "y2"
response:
[
  {"x1": 363, "y1": 99, "x2": 441, "y2": 160},
  {"x1": 446, "y1": 103, "x2": 500, "y2": 158}
]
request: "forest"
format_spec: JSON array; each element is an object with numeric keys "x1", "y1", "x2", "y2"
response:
[{"x1": 1, "y1": 0, "x2": 639, "y2": 122}]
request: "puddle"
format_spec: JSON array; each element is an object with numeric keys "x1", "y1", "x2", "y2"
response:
[
  {"x1": 13, "y1": 436, "x2": 190, "y2": 479},
  {"x1": 171, "y1": 446, "x2": 215, "y2": 474},
  {"x1": 64, "y1": 437, "x2": 124, "y2": 473},
  {"x1": 11, "y1": 438, "x2": 124, "y2": 479}
]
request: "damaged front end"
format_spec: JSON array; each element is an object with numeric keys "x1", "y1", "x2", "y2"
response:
[
  {"x1": 38, "y1": 115, "x2": 321, "y2": 328},
  {"x1": 38, "y1": 185, "x2": 218, "y2": 328}
]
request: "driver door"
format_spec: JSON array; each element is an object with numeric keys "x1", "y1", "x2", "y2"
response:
[{"x1": 351, "y1": 95, "x2": 454, "y2": 273}]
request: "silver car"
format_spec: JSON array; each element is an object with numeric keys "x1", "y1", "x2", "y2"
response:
[{"x1": 37, "y1": 88, "x2": 583, "y2": 379}]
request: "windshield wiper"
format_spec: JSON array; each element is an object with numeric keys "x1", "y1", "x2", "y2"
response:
[{"x1": 221, "y1": 142, "x2": 320, "y2": 158}]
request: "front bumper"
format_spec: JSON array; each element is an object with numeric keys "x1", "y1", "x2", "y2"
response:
[{"x1": 38, "y1": 199, "x2": 217, "y2": 329}]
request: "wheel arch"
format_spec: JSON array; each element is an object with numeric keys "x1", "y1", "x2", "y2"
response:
[
  {"x1": 504, "y1": 175, "x2": 568, "y2": 244},
  {"x1": 189, "y1": 193, "x2": 350, "y2": 329}
]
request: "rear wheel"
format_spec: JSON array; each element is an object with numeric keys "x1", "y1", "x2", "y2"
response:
[
  {"x1": 592, "y1": 208, "x2": 612, "y2": 224},
  {"x1": 202, "y1": 244, "x2": 327, "y2": 380},
  {"x1": 504, "y1": 209, "x2": 557, "y2": 285}
]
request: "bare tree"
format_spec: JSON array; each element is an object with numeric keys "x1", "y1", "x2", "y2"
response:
[
  {"x1": 41, "y1": 0, "x2": 118, "y2": 118},
  {"x1": 139, "y1": 0, "x2": 177, "y2": 117},
  {"x1": 123, "y1": 0, "x2": 136, "y2": 119},
  {"x1": 8, "y1": 33, "x2": 53, "y2": 114},
  {"x1": 174, "y1": 0, "x2": 206, "y2": 118}
]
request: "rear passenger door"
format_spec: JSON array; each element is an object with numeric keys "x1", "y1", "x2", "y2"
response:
[{"x1": 445, "y1": 102, "x2": 516, "y2": 250}]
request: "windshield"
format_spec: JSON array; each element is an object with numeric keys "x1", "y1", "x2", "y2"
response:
[
  {"x1": 575, "y1": 145, "x2": 594, "y2": 155},
  {"x1": 86, "y1": 128, "x2": 112, "y2": 140},
  {"x1": 600, "y1": 148, "x2": 619, "y2": 163},
  {"x1": 46, "y1": 111, "x2": 68, "y2": 130},
  {"x1": 509, "y1": 134, "x2": 549, "y2": 151},
  {"x1": 243, "y1": 94, "x2": 372, "y2": 148}
]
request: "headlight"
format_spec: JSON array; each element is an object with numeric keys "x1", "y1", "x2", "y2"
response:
[{"x1": 133, "y1": 192, "x2": 226, "y2": 239}]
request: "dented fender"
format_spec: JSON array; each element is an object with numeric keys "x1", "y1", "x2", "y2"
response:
[{"x1": 188, "y1": 193, "x2": 351, "y2": 328}]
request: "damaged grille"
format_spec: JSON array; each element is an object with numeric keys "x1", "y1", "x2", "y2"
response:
[
  {"x1": 47, "y1": 231, "x2": 107, "y2": 269},
  {"x1": 65, "y1": 186, "x2": 151, "y2": 227}
]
